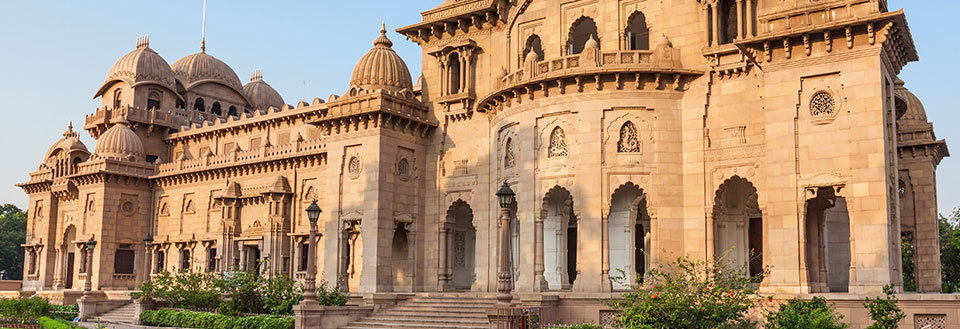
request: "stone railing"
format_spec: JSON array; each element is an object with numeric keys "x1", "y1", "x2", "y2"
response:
[
  {"x1": 499, "y1": 50, "x2": 655, "y2": 89},
  {"x1": 156, "y1": 138, "x2": 326, "y2": 176}
]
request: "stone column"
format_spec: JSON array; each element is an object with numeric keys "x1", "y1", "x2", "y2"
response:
[
  {"x1": 703, "y1": 7, "x2": 711, "y2": 46},
  {"x1": 534, "y1": 211, "x2": 546, "y2": 291},
  {"x1": 83, "y1": 245, "x2": 94, "y2": 292},
  {"x1": 745, "y1": 0, "x2": 754, "y2": 37},
  {"x1": 407, "y1": 223, "x2": 417, "y2": 291},
  {"x1": 601, "y1": 214, "x2": 611, "y2": 292},
  {"x1": 144, "y1": 246, "x2": 153, "y2": 281},
  {"x1": 52, "y1": 247, "x2": 63, "y2": 290},
  {"x1": 736, "y1": 0, "x2": 744, "y2": 40},
  {"x1": 438, "y1": 221, "x2": 449, "y2": 290},
  {"x1": 496, "y1": 207, "x2": 512, "y2": 305},
  {"x1": 712, "y1": 4, "x2": 720, "y2": 45}
]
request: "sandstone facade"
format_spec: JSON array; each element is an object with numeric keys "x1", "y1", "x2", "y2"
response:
[{"x1": 16, "y1": 0, "x2": 950, "y2": 317}]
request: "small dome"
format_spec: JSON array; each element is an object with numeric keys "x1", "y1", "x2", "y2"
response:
[
  {"x1": 45, "y1": 122, "x2": 89, "y2": 160},
  {"x1": 584, "y1": 35, "x2": 599, "y2": 50},
  {"x1": 243, "y1": 70, "x2": 285, "y2": 111},
  {"x1": 94, "y1": 118, "x2": 145, "y2": 162},
  {"x1": 171, "y1": 51, "x2": 245, "y2": 94},
  {"x1": 94, "y1": 36, "x2": 178, "y2": 99},
  {"x1": 350, "y1": 24, "x2": 413, "y2": 91},
  {"x1": 894, "y1": 79, "x2": 927, "y2": 122}
]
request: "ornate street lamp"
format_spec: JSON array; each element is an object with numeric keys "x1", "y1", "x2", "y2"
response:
[
  {"x1": 304, "y1": 201, "x2": 322, "y2": 300},
  {"x1": 144, "y1": 235, "x2": 154, "y2": 283},
  {"x1": 495, "y1": 182, "x2": 515, "y2": 305},
  {"x1": 83, "y1": 237, "x2": 97, "y2": 293}
]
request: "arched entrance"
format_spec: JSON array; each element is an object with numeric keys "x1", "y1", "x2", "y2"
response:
[
  {"x1": 609, "y1": 182, "x2": 650, "y2": 290},
  {"x1": 444, "y1": 200, "x2": 476, "y2": 291},
  {"x1": 804, "y1": 187, "x2": 852, "y2": 293},
  {"x1": 392, "y1": 222, "x2": 410, "y2": 291},
  {"x1": 713, "y1": 176, "x2": 763, "y2": 277},
  {"x1": 541, "y1": 186, "x2": 578, "y2": 290},
  {"x1": 62, "y1": 226, "x2": 77, "y2": 290}
]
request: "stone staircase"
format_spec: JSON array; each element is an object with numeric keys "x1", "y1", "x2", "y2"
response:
[
  {"x1": 342, "y1": 294, "x2": 497, "y2": 329},
  {"x1": 93, "y1": 302, "x2": 136, "y2": 324}
]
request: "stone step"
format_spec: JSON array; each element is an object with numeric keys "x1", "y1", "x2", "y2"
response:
[
  {"x1": 379, "y1": 310, "x2": 489, "y2": 318},
  {"x1": 398, "y1": 301, "x2": 495, "y2": 308},
  {"x1": 344, "y1": 321, "x2": 487, "y2": 329},
  {"x1": 363, "y1": 316, "x2": 488, "y2": 325},
  {"x1": 404, "y1": 298, "x2": 497, "y2": 304},
  {"x1": 388, "y1": 306, "x2": 489, "y2": 314}
]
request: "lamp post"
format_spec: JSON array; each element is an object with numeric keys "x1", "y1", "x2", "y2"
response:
[
  {"x1": 143, "y1": 235, "x2": 153, "y2": 283},
  {"x1": 303, "y1": 201, "x2": 322, "y2": 300},
  {"x1": 83, "y1": 237, "x2": 97, "y2": 293},
  {"x1": 495, "y1": 181, "x2": 516, "y2": 306}
]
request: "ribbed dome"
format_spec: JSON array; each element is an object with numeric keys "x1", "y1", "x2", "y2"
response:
[
  {"x1": 94, "y1": 118, "x2": 145, "y2": 162},
  {"x1": 171, "y1": 51, "x2": 245, "y2": 94},
  {"x1": 350, "y1": 24, "x2": 413, "y2": 91},
  {"x1": 894, "y1": 79, "x2": 927, "y2": 122},
  {"x1": 45, "y1": 122, "x2": 89, "y2": 160},
  {"x1": 94, "y1": 36, "x2": 177, "y2": 98},
  {"x1": 243, "y1": 70, "x2": 285, "y2": 111}
]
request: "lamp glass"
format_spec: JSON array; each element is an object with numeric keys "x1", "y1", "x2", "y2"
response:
[
  {"x1": 496, "y1": 182, "x2": 515, "y2": 209},
  {"x1": 306, "y1": 201, "x2": 322, "y2": 224},
  {"x1": 144, "y1": 235, "x2": 153, "y2": 248}
]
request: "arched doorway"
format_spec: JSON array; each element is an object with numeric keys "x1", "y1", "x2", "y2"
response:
[
  {"x1": 805, "y1": 187, "x2": 851, "y2": 293},
  {"x1": 445, "y1": 200, "x2": 476, "y2": 291},
  {"x1": 392, "y1": 222, "x2": 411, "y2": 291},
  {"x1": 62, "y1": 226, "x2": 77, "y2": 290},
  {"x1": 609, "y1": 183, "x2": 650, "y2": 290},
  {"x1": 713, "y1": 176, "x2": 763, "y2": 277},
  {"x1": 542, "y1": 186, "x2": 578, "y2": 290},
  {"x1": 626, "y1": 11, "x2": 650, "y2": 50}
]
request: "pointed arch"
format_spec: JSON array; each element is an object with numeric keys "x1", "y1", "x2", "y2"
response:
[
  {"x1": 568, "y1": 16, "x2": 599, "y2": 54},
  {"x1": 522, "y1": 34, "x2": 544, "y2": 64},
  {"x1": 540, "y1": 185, "x2": 578, "y2": 290},
  {"x1": 712, "y1": 175, "x2": 762, "y2": 277},
  {"x1": 625, "y1": 11, "x2": 650, "y2": 50},
  {"x1": 608, "y1": 182, "x2": 652, "y2": 289},
  {"x1": 444, "y1": 199, "x2": 476, "y2": 290}
]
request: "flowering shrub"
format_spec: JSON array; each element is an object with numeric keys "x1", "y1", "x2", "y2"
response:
[
  {"x1": 765, "y1": 296, "x2": 847, "y2": 329},
  {"x1": 610, "y1": 255, "x2": 766, "y2": 329},
  {"x1": 135, "y1": 267, "x2": 303, "y2": 316}
]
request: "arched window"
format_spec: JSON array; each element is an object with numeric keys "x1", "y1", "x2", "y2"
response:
[
  {"x1": 211, "y1": 102, "x2": 222, "y2": 115},
  {"x1": 720, "y1": 0, "x2": 738, "y2": 44},
  {"x1": 522, "y1": 35, "x2": 544, "y2": 64},
  {"x1": 626, "y1": 12, "x2": 650, "y2": 50},
  {"x1": 618, "y1": 121, "x2": 641, "y2": 153},
  {"x1": 895, "y1": 97, "x2": 907, "y2": 120},
  {"x1": 548, "y1": 127, "x2": 568, "y2": 158},
  {"x1": 568, "y1": 17, "x2": 599, "y2": 55},
  {"x1": 504, "y1": 138, "x2": 516, "y2": 168},
  {"x1": 147, "y1": 90, "x2": 162, "y2": 110},
  {"x1": 193, "y1": 98, "x2": 205, "y2": 112},
  {"x1": 113, "y1": 89, "x2": 123, "y2": 109},
  {"x1": 228, "y1": 106, "x2": 238, "y2": 117},
  {"x1": 448, "y1": 53, "x2": 461, "y2": 95}
]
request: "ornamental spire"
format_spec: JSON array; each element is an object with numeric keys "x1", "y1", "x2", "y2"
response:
[
  {"x1": 63, "y1": 121, "x2": 77, "y2": 138},
  {"x1": 373, "y1": 22, "x2": 393, "y2": 48}
]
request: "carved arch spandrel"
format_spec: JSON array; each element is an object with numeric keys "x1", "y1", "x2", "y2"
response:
[
  {"x1": 602, "y1": 108, "x2": 654, "y2": 166},
  {"x1": 537, "y1": 178, "x2": 583, "y2": 221}
]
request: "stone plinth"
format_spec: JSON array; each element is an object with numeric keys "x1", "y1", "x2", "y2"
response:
[{"x1": 293, "y1": 301, "x2": 374, "y2": 329}]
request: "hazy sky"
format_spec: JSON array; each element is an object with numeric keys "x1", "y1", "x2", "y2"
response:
[{"x1": 0, "y1": 1, "x2": 957, "y2": 215}]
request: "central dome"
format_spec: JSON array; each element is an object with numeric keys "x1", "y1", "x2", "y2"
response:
[
  {"x1": 94, "y1": 118, "x2": 145, "y2": 162},
  {"x1": 94, "y1": 36, "x2": 177, "y2": 99},
  {"x1": 350, "y1": 24, "x2": 413, "y2": 91},
  {"x1": 171, "y1": 52, "x2": 245, "y2": 93}
]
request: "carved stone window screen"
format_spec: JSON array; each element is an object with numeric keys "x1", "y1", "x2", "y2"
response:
[
  {"x1": 548, "y1": 127, "x2": 569, "y2": 158},
  {"x1": 618, "y1": 121, "x2": 641, "y2": 153},
  {"x1": 397, "y1": 158, "x2": 411, "y2": 181},
  {"x1": 504, "y1": 138, "x2": 516, "y2": 168},
  {"x1": 810, "y1": 91, "x2": 836, "y2": 118},
  {"x1": 453, "y1": 231, "x2": 466, "y2": 268},
  {"x1": 348, "y1": 156, "x2": 362, "y2": 179},
  {"x1": 915, "y1": 314, "x2": 946, "y2": 329}
]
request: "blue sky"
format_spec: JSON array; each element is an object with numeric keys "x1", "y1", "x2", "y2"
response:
[{"x1": 0, "y1": 1, "x2": 957, "y2": 215}]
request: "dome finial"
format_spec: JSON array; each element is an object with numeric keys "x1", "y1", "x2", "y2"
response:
[
  {"x1": 63, "y1": 121, "x2": 77, "y2": 138},
  {"x1": 374, "y1": 23, "x2": 393, "y2": 48},
  {"x1": 136, "y1": 35, "x2": 150, "y2": 49},
  {"x1": 251, "y1": 69, "x2": 262, "y2": 82}
]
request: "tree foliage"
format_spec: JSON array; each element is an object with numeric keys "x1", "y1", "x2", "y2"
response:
[
  {"x1": 0, "y1": 204, "x2": 26, "y2": 280},
  {"x1": 765, "y1": 296, "x2": 847, "y2": 329},
  {"x1": 863, "y1": 284, "x2": 905, "y2": 329},
  {"x1": 940, "y1": 209, "x2": 960, "y2": 292}
]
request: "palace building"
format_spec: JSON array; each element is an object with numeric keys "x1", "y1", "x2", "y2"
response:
[{"x1": 15, "y1": 0, "x2": 955, "y2": 325}]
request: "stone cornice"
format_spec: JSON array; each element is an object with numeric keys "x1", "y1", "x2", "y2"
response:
[
  {"x1": 898, "y1": 140, "x2": 949, "y2": 167},
  {"x1": 154, "y1": 153, "x2": 325, "y2": 188},
  {"x1": 311, "y1": 90, "x2": 437, "y2": 140},
  {"x1": 155, "y1": 138, "x2": 326, "y2": 180},
  {"x1": 397, "y1": 0, "x2": 508, "y2": 44},
  {"x1": 165, "y1": 101, "x2": 327, "y2": 142}
]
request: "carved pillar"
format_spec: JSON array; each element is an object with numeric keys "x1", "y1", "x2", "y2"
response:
[
  {"x1": 745, "y1": 0, "x2": 754, "y2": 37},
  {"x1": 534, "y1": 210, "x2": 546, "y2": 291},
  {"x1": 406, "y1": 223, "x2": 417, "y2": 291},
  {"x1": 736, "y1": 0, "x2": 744, "y2": 40},
  {"x1": 460, "y1": 55, "x2": 468, "y2": 94},
  {"x1": 703, "y1": 7, "x2": 712, "y2": 46},
  {"x1": 712, "y1": 4, "x2": 720, "y2": 46},
  {"x1": 496, "y1": 207, "x2": 512, "y2": 305},
  {"x1": 601, "y1": 214, "x2": 611, "y2": 292},
  {"x1": 438, "y1": 221, "x2": 450, "y2": 290},
  {"x1": 52, "y1": 246, "x2": 64, "y2": 290}
]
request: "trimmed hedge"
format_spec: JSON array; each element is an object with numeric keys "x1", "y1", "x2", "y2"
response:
[
  {"x1": 140, "y1": 309, "x2": 293, "y2": 329},
  {"x1": 37, "y1": 317, "x2": 81, "y2": 329}
]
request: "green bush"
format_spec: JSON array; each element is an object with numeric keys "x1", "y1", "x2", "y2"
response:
[
  {"x1": 550, "y1": 324, "x2": 603, "y2": 329},
  {"x1": 0, "y1": 297, "x2": 53, "y2": 323},
  {"x1": 134, "y1": 271, "x2": 222, "y2": 310},
  {"x1": 610, "y1": 254, "x2": 766, "y2": 329},
  {"x1": 137, "y1": 266, "x2": 304, "y2": 316},
  {"x1": 765, "y1": 297, "x2": 847, "y2": 329},
  {"x1": 38, "y1": 316, "x2": 82, "y2": 329},
  {"x1": 317, "y1": 281, "x2": 348, "y2": 307},
  {"x1": 863, "y1": 284, "x2": 905, "y2": 329},
  {"x1": 140, "y1": 309, "x2": 293, "y2": 329}
]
